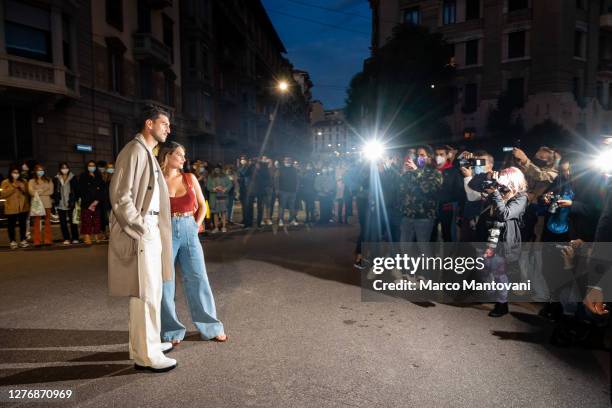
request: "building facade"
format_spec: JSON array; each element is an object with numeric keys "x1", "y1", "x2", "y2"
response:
[
  {"x1": 0, "y1": 0, "x2": 311, "y2": 174},
  {"x1": 0, "y1": 0, "x2": 183, "y2": 172},
  {"x1": 369, "y1": 0, "x2": 612, "y2": 141},
  {"x1": 311, "y1": 101, "x2": 358, "y2": 160}
]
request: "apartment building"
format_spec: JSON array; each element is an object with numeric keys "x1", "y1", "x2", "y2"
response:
[{"x1": 369, "y1": 0, "x2": 612, "y2": 141}]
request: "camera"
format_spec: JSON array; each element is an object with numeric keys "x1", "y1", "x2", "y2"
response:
[
  {"x1": 487, "y1": 221, "x2": 505, "y2": 249},
  {"x1": 459, "y1": 158, "x2": 486, "y2": 168},
  {"x1": 468, "y1": 172, "x2": 510, "y2": 195},
  {"x1": 548, "y1": 194, "x2": 563, "y2": 214}
]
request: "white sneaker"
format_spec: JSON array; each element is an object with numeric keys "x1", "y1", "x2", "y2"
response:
[
  {"x1": 26, "y1": 232, "x2": 32, "y2": 241},
  {"x1": 290, "y1": 220, "x2": 299, "y2": 226},
  {"x1": 212, "y1": 228, "x2": 219, "y2": 234},
  {"x1": 18, "y1": 240, "x2": 29, "y2": 248},
  {"x1": 9, "y1": 241, "x2": 18, "y2": 250},
  {"x1": 134, "y1": 357, "x2": 177, "y2": 373},
  {"x1": 160, "y1": 342, "x2": 173, "y2": 353},
  {"x1": 63, "y1": 240, "x2": 71, "y2": 245},
  {"x1": 278, "y1": 219, "x2": 284, "y2": 227},
  {"x1": 71, "y1": 240, "x2": 80, "y2": 244},
  {"x1": 264, "y1": 219, "x2": 273, "y2": 225},
  {"x1": 221, "y1": 227, "x2": 227, "y2": 233}
]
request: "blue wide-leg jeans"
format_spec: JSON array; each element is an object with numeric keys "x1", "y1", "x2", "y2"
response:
[{"x1": 161, "y1": 216, "x2": 224, "y2": 341}]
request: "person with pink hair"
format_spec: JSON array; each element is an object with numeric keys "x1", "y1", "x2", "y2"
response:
[{"x1": 474, "y1": 166, "x2": 528, "y2": 317}]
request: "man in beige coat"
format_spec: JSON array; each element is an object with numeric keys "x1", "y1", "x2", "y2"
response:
[{"x1": 108, "y1": 105, "x2": 176, "y2": 372}]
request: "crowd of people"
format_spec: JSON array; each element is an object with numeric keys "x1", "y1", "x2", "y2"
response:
[{"x1": 1, "y1": 160, "x2": 115, "y2": 248}]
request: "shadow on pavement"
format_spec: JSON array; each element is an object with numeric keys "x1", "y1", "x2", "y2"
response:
[
  {"x1": 0, "y1": 328, "x2": 136, "y2": 386},
  {"x1": 0, "y1": 364, "x2": 136, "y2": 386},
  {"x1": 0, "y1": 328, "x2": 127, "y2": 348}
]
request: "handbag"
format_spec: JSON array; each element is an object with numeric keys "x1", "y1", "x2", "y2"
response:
[
  {"x1": 72, "y1": 199, "x2": 81, "y2": 225},
  {"x1": 29, "y1": 192, "x2": 46, "y2": 217}
]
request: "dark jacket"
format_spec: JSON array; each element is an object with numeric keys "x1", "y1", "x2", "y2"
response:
[
  {"x1": 299, "y1": 169, "x2": 316, "y2": 196},
  {"x1": 476, "y1": 191, "x2": 527, "y2": 261},
  {"x1": 52, "y1": 173, "x2": 79, "y2": 209},
  {"x1": 78, "y1": 172, "x2": 106, "y2": 208},
  {"x1": 276, "y1": 165, "x2": 298, "y2": 193},
  {"x1": 251, "y1": 164, "x2": 273, "y2": 195}
]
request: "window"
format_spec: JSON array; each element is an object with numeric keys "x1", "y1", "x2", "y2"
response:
[
  {"x1": 507, "y1": 78, "x2": 525, "y2": 108},
  {"x1": 109, "y1": 50, "x2": 122, "y2": 93},
  {"x1": 465, "y1": 40, "x2": 479, "y2": 65},
  {"x1": 140, "y1": 63, "x2": 152, "y2": 99},
  {"x1": 508, "y1": 31, "x2": 526, "y2": 59},
  {"x1": 403, "y1": 7, "x2": 420, "y2": 25},
  {"x1": 463, "y1": 83, "x2": 478, "y2": 113},
  {"x1": 507, "y1": 0, "x2": 528, "y2": 12},
  {"x1": 0, "y1": 107, "x2": 32, "y2": 161},
  {"x1": 466, "y1": 0, "x2": 480, "y2": 20},
  {"x1": 574, "y1": 30, "x2": 586, "y2": 58},
  {"x1": 443, "y1": 1, "x2": 456, "y2": 25},
  {"x1": 137, "y1": 0, "x2": 151, "y2": 33},
  {"x1": 4, "y1": 0, "x2": 52, "y2": 62},
  {"x1": 106, "y1": 0, "x2": 123, "y2": 31},
  {"x1": 62, "y1": 14, "x2": 72, "y2": 69},
  {"x1": 162, "y1": 14, "x2": 173, "y2": 63}
]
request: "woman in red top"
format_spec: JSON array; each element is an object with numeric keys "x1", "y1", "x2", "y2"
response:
[{"x1": 158, "y1": 142, "x2": 227, "y2": 344}]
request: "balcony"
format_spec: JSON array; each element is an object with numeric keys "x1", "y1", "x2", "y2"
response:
[
  {"x1": 0, "y1": 54, "x2": 79, "y2": 98},
  {"x1": 146, "y1": 0, "x2": 172, "y2": 9},
  {"x1": 133, "y1": 33, "x2": 171, "y2": 69},
  {"x1": 601, "y1": 14, "x2": 612, "y2": 30}
]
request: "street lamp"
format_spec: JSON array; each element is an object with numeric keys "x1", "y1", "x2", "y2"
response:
[{"x1": 278, "y1": 80, "x2": 289, "y2": 93}]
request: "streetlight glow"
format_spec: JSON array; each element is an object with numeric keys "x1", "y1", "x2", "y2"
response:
[{"x1": 278, "y1": 80, "x2": 289, "y2": 92}]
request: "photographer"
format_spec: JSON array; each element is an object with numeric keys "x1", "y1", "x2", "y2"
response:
[
  {"x1": 470, "y1": 167, "x2": 528, "y2": 317},
  {"x1": 458, "y1": 151, "x2": 494, "y2": 242}
]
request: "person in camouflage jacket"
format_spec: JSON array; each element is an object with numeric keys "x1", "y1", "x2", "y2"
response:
[{"x1": 399, "y1": 145, "x2": 443, "y2": 246}]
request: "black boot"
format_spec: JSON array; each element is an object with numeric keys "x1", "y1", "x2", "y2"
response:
[{"x1": 488, "y1": 302, "x2": 509, "y2": 317}]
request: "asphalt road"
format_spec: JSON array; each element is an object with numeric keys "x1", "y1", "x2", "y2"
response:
[{"x1": 0, "y1": 224, "x2": 609, "y2": 407}]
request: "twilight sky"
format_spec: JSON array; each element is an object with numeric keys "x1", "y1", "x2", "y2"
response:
[{"x1": 261, "y1": 0, "x2": 372, "y2": 110}]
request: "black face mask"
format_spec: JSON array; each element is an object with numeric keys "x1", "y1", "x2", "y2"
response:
[{"x1": 531, "y1": 158, "x2": 549, "y2": 168}]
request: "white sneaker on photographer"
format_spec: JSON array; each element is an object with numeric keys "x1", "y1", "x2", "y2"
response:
[
  {"x1": 9, "y1": 241, "x2": 18, "y2": 250},
  {"x1": 18, "y1": 240, "x2": 29, "y2": 248}
]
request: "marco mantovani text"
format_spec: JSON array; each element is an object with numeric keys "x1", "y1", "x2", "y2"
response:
[{"x1": 371, "y1": 279, "x2": 531, "y2": 292}]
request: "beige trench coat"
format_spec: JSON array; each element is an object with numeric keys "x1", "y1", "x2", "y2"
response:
[{"x1": 107, "y1": 134, "x2": 173, "y2": 297}]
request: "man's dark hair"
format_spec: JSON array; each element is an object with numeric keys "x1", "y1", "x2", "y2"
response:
[
  {"x1": 434, "y1": 145, "x2": 449, "y2": 153},
  {"x1": 139, "y1": 104, "x2": 170, "y2": 128}
]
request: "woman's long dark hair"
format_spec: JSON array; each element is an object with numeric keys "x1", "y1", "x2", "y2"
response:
[{"x1": 158, "y1": 141, "x2": 186, "y2": 173}]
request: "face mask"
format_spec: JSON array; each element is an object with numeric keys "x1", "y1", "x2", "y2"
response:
[
  {"x1": 532, "y1": 158, "x2": 547, "y2": 168},
  {"x1": 60, "y1": 168, "x2": 69, "y2": 175},
  {"x1": 416, "y1": 157, "x2": 427, "y2": 168},
  {"x1": 22, "y1": 165, "x2": 28, "y2": 171},
  {"x1": 11, "y1": 172, "x2": 19, "y2": 179},
  {"x1": 306, "y1": 166, "x2": 312, "y2": 170},
  {"x1": 106, "y1": 168, "x2": 115, "y2": 174},
  {"x1": 321, "y1": 169, "x2": 327, "y2": 174},
  {"x1": 240, "y1": 160, "x2": 247, "y2": 165},
  {"x1": 473, "y1": 165, "x2": 485, "y2": 175},
  {"x1": 199, "y1": 168, "x2": 206, "y2": 174},
  {"x1": 98, "y1": 167, "x2": 106, "y2": 173},
  {"x1": 284, "y1": 163, "x2": 291, "y2": 167},
  {"x1": 88, "y1": 166, "x2": 96, "y2": 173},
  {"x1": 435, "y1": 155, "x2": 446, "y2": 166},
  {"x1": 36, "y1": 170, "x2": 45, "y2": 177},
  {"x1": 274, "y1": 161, "x2": 279, "y2": 168}
]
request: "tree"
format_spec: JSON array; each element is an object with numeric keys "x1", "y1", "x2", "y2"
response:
[
  {"x1": 345, "y1": 24, "x2": 455, "y2": 147},
  {"x1": 486, "y1": 91, "x2": 525, "y2": 144}
]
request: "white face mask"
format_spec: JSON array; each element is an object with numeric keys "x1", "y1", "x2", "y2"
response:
[
  {"x1": 60, "y1": 168, "x2": 69, "y2": 175},
  {"x1": 435, "y1": 155, "x2": 446, "y2": 166},
  {"x1": 11, "y1": 172, "x2": 19, "y2": 179}
]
